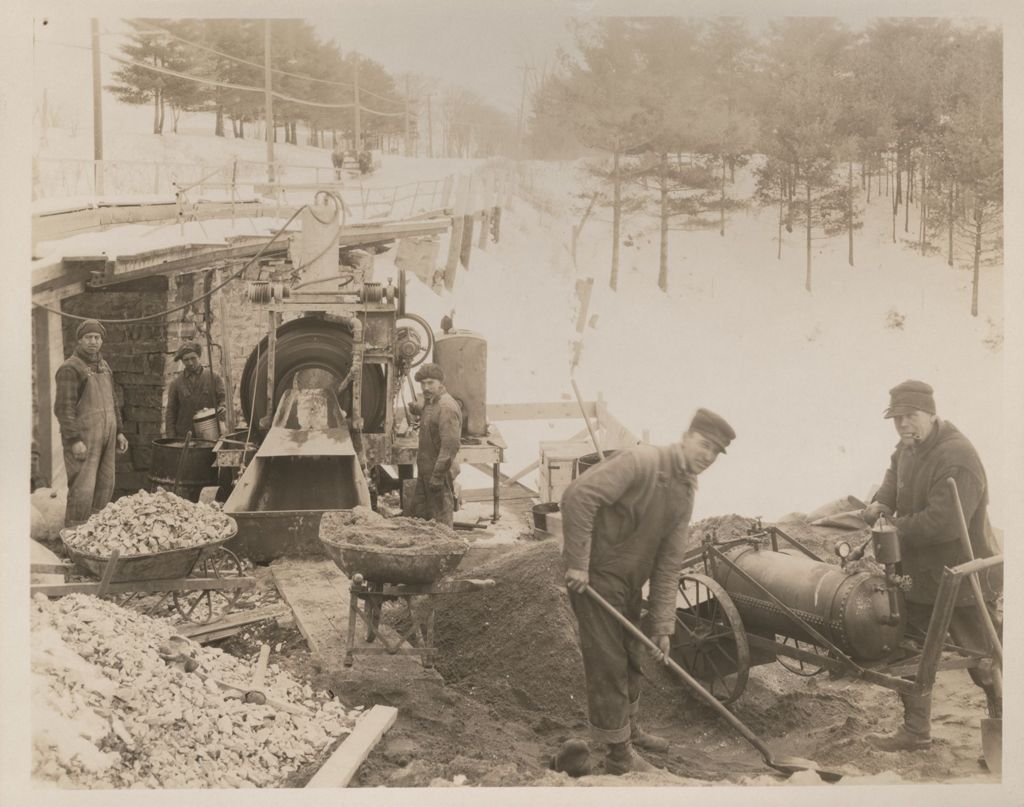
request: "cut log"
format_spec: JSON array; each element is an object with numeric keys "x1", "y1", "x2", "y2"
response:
[{"x1": 306, "y1": 704, "x2": 398, "y2": 788}]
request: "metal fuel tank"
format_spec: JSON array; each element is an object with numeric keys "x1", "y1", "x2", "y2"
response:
[{"x1": 432, "y1": 330, "x2": 487, "y2": 437}]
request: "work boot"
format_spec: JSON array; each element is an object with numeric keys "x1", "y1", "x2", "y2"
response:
[
  {"x1": 867, "y1": 692, "x2": 932, "y2": 751},
  {"x1": 605, "y1": 741, "x2": 657, "y2": 775},
  {"x1": 630, "y1": 721, "x2": 669, "y2": 753},
  {"x1": 550, "y1": 739, "x2": 592, "y2": 778}
]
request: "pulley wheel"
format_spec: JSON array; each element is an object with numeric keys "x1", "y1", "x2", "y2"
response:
[
  {"x1": 673, "y1": 573, "x2": 750, "y2": 704},
  {"x1": 239, "y1": 317, "x2": 387, "y2": 432}
]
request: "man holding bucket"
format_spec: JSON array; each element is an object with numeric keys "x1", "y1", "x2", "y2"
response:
[
  {"x1": 558, "y1": 408, "x2": 735, "y2": 775},
  {"x1": 165, "y1": 342, "x2": 226, "y2": 440},
  {"x1": 53, "y1": 319, "x2": 129, "y2": 527}
]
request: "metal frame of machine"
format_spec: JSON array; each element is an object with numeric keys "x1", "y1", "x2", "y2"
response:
[{"x1": 671, "y1": 522, "x2": 1003, "y2": 704}]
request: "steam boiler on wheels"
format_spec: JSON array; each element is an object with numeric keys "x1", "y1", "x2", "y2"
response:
[
  {"x1": 217, "y1": 193, "x2": 503, "y2": 562},
  {"x1": 669, "y1": 516, "x2": 1002, "y2": 766}
]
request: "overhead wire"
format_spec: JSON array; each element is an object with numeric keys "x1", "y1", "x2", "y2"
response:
[{"x1": 113, "y1": 20, "x2": 407, "y2": 106}]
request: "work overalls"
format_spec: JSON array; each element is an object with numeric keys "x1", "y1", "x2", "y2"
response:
[{"x1": 63, "y1": 355, "x2": 118, "y2": 527}]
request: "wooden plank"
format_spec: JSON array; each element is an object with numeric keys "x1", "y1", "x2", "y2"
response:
[
  {"x1": 486, "y1": 401, "x2": 597, "y2": 421},
  {"x1": 177, "y1": 604, "x2": 291, "y2": 639},
  {"x1": 270, "y1": 558, "x2": 351, "y2": 661},
  {"x1": 462, "y1": 485, "x2": 536, "y2": 503},
  {"x1": 305, "y1": 704, "x2": 398, "y2": 788}
]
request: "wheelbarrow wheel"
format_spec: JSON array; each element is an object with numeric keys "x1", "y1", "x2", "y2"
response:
[
  {"x1": 673, "y1": 573, "x2": 749, "y2": 704},
  {"x1": 172, "y1": 546, "x2": 245, "y2": 624},
  {"x1": 776, "y1": 636, "x2": 828, "y2": 677}
]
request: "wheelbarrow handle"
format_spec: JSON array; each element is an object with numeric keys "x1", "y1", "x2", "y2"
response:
[
  {"x1": 581, "y1": 584, "x2": 773, "y2": 760},
  {"x1": 946, "y1": 478, "x2": 1002, "y2": 664}
]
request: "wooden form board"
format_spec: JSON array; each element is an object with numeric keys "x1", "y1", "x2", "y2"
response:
[
  {"x1": 305, "y1": 704, "x2": 398, "y2": 788},
  {"x1": 270, "y1": 559, "x2": 351, "y2": 663}
]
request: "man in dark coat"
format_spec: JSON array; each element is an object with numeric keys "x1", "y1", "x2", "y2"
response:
[
  {"x1": 165, "y1": 342, "x2": 226, "y2": 439},
  {"x1": 408, "y1": 363, "x2": 462, "y2": 528},
  {"x1": 559, "y1": 409, "x2": 735, "y2": 775},
  {"x1": 54, "y1": 320, "x2": 129, "y2": 527},
  {"x1": 862, "y1": 380, "x2": 1001, "y2": 752}
]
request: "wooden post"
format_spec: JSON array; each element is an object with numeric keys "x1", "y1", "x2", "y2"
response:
[
  {"x1": 443, "y1": 175, "x2": 470, "y2": 290},
  {"x1": 91, "y1": 19, "x2": 104, "y2": 196},
  {"x1": 459, "y1": 175, "x2": 476, "y2": 269},
  {"x1": 33, "y1": 306, "x2": 67, "y2": 488},
  {"x1": 215, "y1": 269, "x2": 236, "y2": 432},
  {"x1": 477, "y1": 173, "x2": 492, "y2": 250},
  {"x1": 264, "y1": 20, "x2": 275, "y2": 184}
]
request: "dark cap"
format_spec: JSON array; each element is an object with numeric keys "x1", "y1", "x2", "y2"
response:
[
  {"x1": 689, "y1": 408, "x2": 735, "y2": 453},
  {"x1": 174, "y1": 342, "x2": 202, "y2": 361},
  {"x1": 76, "y1": 319, "x2": 106, "y2": 340},
  {"x1": 883, "y1": 380, "x2": 935, "y2": 418},
  {"x1": 414, "y1": 363, "x2": 445, "y2": 383}
]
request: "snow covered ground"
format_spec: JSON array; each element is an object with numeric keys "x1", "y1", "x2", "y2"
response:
[{"x1": 34, "y1": 132, "x2": 1009, "y2": 527}]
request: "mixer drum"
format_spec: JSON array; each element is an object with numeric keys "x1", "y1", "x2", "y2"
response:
[
  {"x1": 712, "y1": 545, "x2": 905, "y2": 661},
  {"x1": 239, "y1": 317, "x2": 387, "y2": 433}
]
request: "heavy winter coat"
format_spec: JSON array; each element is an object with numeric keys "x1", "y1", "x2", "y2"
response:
[
  {"x1": 166, "y1": 367, "x2": 226, "y2": 438},
  {"x1": 560, "y1": 444, "x2": 697, "y2": 637},
  {"x1": 872, "y1": 419, "x2": 1000, "y2": 605}
]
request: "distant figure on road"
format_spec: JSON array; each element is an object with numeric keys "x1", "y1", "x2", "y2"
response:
[
  {"x1": 54, "y1": 319, "x2": 128, "y2": 527},
  {"x1": 861, "y1": 380, "x2": 1001, "y2": 755},
  {"x1": 331, "y1": 146, "x2": 346, "y2": 180},
  {"x1": 407, "y1": 363, "x2": 462, "y2": 528},
  {"x1": 165, "y1": 342, "x2": 226, "y2": 439},
  {"x1": 358, "y1": 149, "x2": 373, "y2": 175},
  {"x1": 559, "y1": 409, "x2": 734, "y2": 775}
]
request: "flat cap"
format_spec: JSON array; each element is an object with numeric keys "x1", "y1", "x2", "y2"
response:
[
  {"x1": 884, "y1": 380, "x2": 935, "y2": 418},
  {"x1": 414, "y1": 362, "x2": 445, "y2": 383},
  {"x1": 689, "y1": 408, "x2": 735, "y2": 453},
  {"x1": 76, "y1": 319, "x2": 106, "y2": 340},
  {"x1": 174, "y1": 342, "x2": 203, "y2": 361}
]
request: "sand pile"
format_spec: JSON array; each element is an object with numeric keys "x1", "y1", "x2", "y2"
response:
[
  {"x1": 32, "y1": 593, "x2": 358, "y2": 788},
  {"x1": 320, "y1": 507, "x2": 468, "y2": 551},
  {"x1": 429, "y1": 540, "x2": 588, "y2": 726}
]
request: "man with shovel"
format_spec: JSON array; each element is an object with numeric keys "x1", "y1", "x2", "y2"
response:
[
  {"x1": 408, "y1": 363, "x2": 462, "y2": 528},
  {"x1": 860, "y1": 380, "x2": 1002, "y2": 755},
  {"x1": 557, "y1": 409, "x2": 735, "y2": 776}
]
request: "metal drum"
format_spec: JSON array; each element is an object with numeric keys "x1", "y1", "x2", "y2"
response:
[
  {"x1": 712, "y1": 544, "x2": 905, "y2": 661},
  {"x1": 433, "y1": 331, "x2": 487, "y2": 437},
  {"x1": 149, "y1": 438, "x2": 219, "y2": 503}
]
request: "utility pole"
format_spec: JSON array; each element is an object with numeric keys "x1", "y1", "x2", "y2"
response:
[
  {"x1": 264, "y1": 19, "x2": 274, "y2": 183},
  {"x1": 91, "y1": 18, "x2": 104, "y2": 195},
  {"x1": 353, "y1": 58, "x2": 362, "y2": 152},
  {"x1": 404, "y1": 74, "x2": 411, "y2": 157},
  {"x1": 516, "y1": 64, "x2": 531, "y2": 159},
  {"x1": 426, "y1": 93, "x2": 434, "y2": 159}
]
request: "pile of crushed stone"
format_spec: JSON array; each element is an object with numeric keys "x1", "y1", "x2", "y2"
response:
[
  {"x1": 63, "y1": 489, "x2": 235, "y2": 557},
  {"x1": 31, "y1": 594, "x2": 358, "y2": 788},
  {"x1": 428, "y1": 540, "x2": 588, "y2": 726}
]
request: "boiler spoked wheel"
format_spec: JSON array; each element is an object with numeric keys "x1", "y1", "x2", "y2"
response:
[
  {"x1": 776, "y1": 636, "x2": 828, "y2": 676},
  {"x1": 674, "y1": 573, "x2": 749, "y2": 704},
  {"x1": 172, "y1": 547, "x2": 245, "y2": 624}
]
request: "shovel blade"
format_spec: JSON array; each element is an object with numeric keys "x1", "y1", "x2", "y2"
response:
[
  {"x1": 982, "y1": 718, "x2": 1002, "y2": 775},
  {"x1": 770, "y1": 756, "x2": 844, "y2": 783}
]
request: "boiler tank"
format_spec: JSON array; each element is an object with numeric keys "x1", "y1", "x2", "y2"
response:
[
  {"x1": 712, "y1": 544, "x2": 904, "y2": 661},
  {"x1": 433, "y1": 330, "x2": 487, "y2": 437}
]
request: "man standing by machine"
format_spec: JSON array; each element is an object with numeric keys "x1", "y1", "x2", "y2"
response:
[
  {"x1": 861, "y1": 380, "x2": 1001, "y2": 752},
  {"x1": 408, "y1": 363, "x2": 462, "y2": 528},
  {"x1": 560, "y1": 409, "x2": 735, "y2": 775},
  {"x1": 165, "y1": 342, "x2": 226, "y2": 439},
  {"x1": 54, "y1": 319, "x2": 129, "y2": 527}
]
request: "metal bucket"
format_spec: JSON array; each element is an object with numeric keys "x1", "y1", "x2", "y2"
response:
[
  {"x1": 531, "y1": 502, "x2": 560, "y2": 531},
  {"x1": 576, "y1": 450, "x2": 619, "y2": 476},
  {"x1": 192, "y1": 408, "x2": 221, "y2": 441},
  {"x1": 149, "y1": 438, "x2": 218, "y2": 503}
]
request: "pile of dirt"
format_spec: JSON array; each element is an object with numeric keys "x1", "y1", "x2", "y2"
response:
[
  {"x1": 320, "y1": 507, "x2": 467, "y2": 551},
  {"x1": 429, "y1": 540, "x2": 588, "y2": 729}
]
